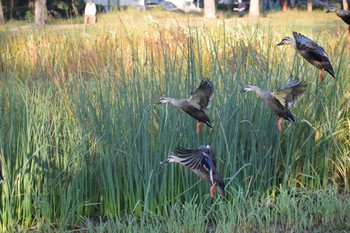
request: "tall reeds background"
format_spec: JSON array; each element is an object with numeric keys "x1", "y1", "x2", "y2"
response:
[{"x1": 0, "y1": 10, "x2": 349, "y2": 231}]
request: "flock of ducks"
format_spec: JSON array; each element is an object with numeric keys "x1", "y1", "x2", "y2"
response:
[
  {"x1": 0, "y1": 5, "x2": 347, "y2": 199},
  {"x1": 156, "y1": 6, "x2": 346, "y2": 198}
]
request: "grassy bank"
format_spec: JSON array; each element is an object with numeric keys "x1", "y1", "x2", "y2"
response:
[{"x1": 0, "y1": 9, "x2": 349, "y2": 231}]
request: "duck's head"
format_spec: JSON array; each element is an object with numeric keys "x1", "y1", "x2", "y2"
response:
[
  {"x1": 240, "y1": 85, "x2": 257, "y2": 93},
  {"x1": 326, "y1": 7, "x2": 338, "y2": 13},
  {"x1": 277, "y1": 36, "x2": 294, "y2": 46},
  {"x1": 155, "y1": 97, "x2": 171, "y2": 105}
]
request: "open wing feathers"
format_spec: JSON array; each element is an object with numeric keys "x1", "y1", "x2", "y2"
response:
[
  {"x1": 293, "y1": 32, "x2": 319, "y2": 51},
  {"x1": 281, "y1": 79, "x2": 298, "y2": 89},
  {"x1": 272, "y1": 81, "x2": 307, "y2": 107},
  {"x1": 188, "y1": 79, "x2": 214, "y2": 109},
  {"x1": 175, "y1": 146, "x2": 215, "y2": 169},
  {"x1": 293, "y1": 32, "x2": 330, "y2": 61}
]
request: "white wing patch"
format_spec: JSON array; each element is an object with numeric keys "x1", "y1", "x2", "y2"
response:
[
  {"x1": 320, "y1": 51, "x2": 328, "y2": 58},
  {"x1": 203, "y1": 151, "x2": 214, "y2": 184}
]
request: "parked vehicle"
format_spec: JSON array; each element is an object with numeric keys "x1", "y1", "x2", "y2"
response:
[{"x1": 146, "y1": 0, "x2": 183, "y2": 12}]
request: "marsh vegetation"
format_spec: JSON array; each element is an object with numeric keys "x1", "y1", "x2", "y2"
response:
[{"x1": 0, "y1": 9, "x2": 349, "y2": 232}]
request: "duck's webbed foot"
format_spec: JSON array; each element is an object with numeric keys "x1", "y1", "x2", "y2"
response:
[
  {"x1": 210, "y1": 182, "x2": 217, "y2": 198},
  {"x1": 278, "y1": 118, "x2": 284, "y2": 132},
  {"x1": 196, "y1": 121, "x2": 201, "y2": 134},
  {"x1": 319, "y1": 68, "x2": 325, "y2": 84}
]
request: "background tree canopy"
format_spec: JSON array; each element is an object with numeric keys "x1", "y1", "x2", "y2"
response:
[{"x1": 2, "y1": 0, "x2": 86, "y2": 20}]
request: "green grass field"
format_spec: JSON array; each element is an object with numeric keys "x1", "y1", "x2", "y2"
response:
[{"x1": 0, "y1": 9, "x2": 349, "y2": 232}]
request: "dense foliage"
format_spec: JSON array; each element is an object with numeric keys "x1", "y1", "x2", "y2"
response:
[{"x1": 2, "y1": 0, "x2": 86, "y2": 20}]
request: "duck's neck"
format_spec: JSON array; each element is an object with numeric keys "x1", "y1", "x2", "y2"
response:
[
  {"x1": 161, "y1": 97, "x2": 186, "y2": 108},
  {"x1": 170, "y1": 98, "x2": 187, "y2": 108},
  {"x1": 254, "y1": 87, "x2": 270, "y2": 99}
]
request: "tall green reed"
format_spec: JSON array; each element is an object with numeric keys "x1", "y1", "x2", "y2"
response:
[{"x1": 0, "y1": 14, "x2": 349, "y2": 230}]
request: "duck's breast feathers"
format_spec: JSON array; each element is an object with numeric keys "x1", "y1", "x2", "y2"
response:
[
  {"x1": 182, "y1": 105, "x2": 212, "y2": 127},
  {"x1": 188, "y1": 79, "x2": 214, "y2": 109},
  {"x1": 269, "y1": 98, "x2": 296, "y2": 124}
]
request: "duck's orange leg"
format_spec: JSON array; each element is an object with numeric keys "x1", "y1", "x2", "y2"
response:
[
  {"x1": 210, "y1": 182, "x2": 217, "y2": 198},
  {"x1": 278, "y1": 118, "x2": 284, "y2": 132},
  {"x1": 319, "y1": 68, "x2": 325, "y2": 84},
  {"x1": 196, "y1": 121, "x2": 201, "y2": 134}
]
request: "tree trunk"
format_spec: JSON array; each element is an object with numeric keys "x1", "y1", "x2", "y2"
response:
[
  {"x1": 249, "y1": 0, "x2": 259, "y2": 17},
  {"x1": 0, "y1": 0, "x2": 4, "y2": 24},
  {"x1": 72, "y1": 0, "x2": 79, "y2": 17},
  {"x1": 204, "y1": 0, "x2": 216, "y2": 18},
  {"x1": 10, "y1": 0, "x2": 14, "y2": 19},
  {"x1": 343, "y1": 0, "x2": 348, "y2": 11},
  {"x1": 307, "y1": 0, "x2": 312, "y2": 12},
  {"x1": 35, "y1": 0, "x2": 47, "y2": 27}
]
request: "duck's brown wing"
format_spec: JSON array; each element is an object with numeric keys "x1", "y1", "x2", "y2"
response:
[
  {"x1": 163, "y1": 146, "x2": 225, "y2": 197},
  {"x1": 272, "y1": 80, "x2": 307, "y2": 108},
  {"x1": 175, "y1": 146, "x2": 216, "y2": 170},
  {"x1": 293, "y1": 32, "x2": 334, "y2": 75},
  {"x1": 188, "y1": 79, "x2": 214, "y2": 109},
  {"x1": 293, "y1": 32, "x2": 320, "y2": 54}
]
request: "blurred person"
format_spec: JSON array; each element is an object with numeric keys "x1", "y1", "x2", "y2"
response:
[
  {"x1": 233, "y1": 1, "x2": 246, "y2": 17},
  {"x1": 84, "y1": 0, "x2": 96, "y2": 24}
]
